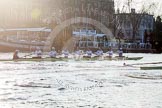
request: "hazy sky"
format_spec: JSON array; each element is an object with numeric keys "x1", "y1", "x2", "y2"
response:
[
  {"x1": 114, "y1": 0, "x2": 162, "y2": 17},
  {"x1": 0, "y1": 0, "x2": 161, "y2": 17}
]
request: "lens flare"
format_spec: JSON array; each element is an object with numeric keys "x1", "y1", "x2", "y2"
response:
[{"x1": 31, "y1": 8, "x2": 41, "y2": 20}]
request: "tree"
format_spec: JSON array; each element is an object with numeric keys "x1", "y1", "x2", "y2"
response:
[
  {"x1": 114, "y1": 0, "x2": 156, "y2": 42},
  {"x1": 155, "y1": 16, "x2": 162, "y2": 40},
  {"x1": 153, "y1": 16, "x2": 162, "y2": 53},
  {"x1": 129, "y1": 1, "x2": 156, "y2": 42}
]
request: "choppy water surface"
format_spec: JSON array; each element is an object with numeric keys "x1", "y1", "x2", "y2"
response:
[{"x1": 0, "y1": 53, "x2": 162, "y2": 108}]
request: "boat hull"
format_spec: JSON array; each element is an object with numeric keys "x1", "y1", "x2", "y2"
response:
[
  {"x1": 140, "y1": 66, "x2": 162, "y2": 70},
  {"x1": 0, "y1": 58, "x2": 68, "y2": 62},
  {"x1": 0, "y1": 56, "x2": 143, "y2": 62},
  {"x1": 125, "y1": 57, "x2": 143, "y2": 60}
]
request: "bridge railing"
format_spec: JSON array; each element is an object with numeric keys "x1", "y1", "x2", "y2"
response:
[{"x1": 75, "y1": 41, "x2": 152, "y2": 49}]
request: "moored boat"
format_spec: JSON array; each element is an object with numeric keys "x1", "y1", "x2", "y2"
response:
[
  {"x1": 114, "y1": 56, "x2": 143, "y2": 60},
  {"x1": 125, "y1": 57, "x2": 143, "y2": 60},
  {"x1": 140, "y1": 66, "x2": 162, "y2": 70}
]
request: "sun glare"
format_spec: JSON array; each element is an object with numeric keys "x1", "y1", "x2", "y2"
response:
[{"x1": 31, "y1": 8, "x2": 42, "y2": 20}]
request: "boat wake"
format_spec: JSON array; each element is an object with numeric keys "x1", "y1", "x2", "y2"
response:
[
  {"x1": 125, "y1": 73, "x2": 162, "y2": 80},
  {"x1": 14, "y1": 82, "x2": 51, "y2": 88}
]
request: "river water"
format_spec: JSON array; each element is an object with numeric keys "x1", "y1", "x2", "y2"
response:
[{"x1": 0, "y1": 53, "x2": 162, "y2": 108}]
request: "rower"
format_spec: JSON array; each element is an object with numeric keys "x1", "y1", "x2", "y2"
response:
[
  {"x1": 34, "y1": 47, "x2": 42, "y2": 58},
  {"x1": 106, "y1": 48, "x2": 113, "y2": 58},
  {"x1": 49, "y1": 47, "x2": 57, "y2": 58},
  {"x1": 75, "y1": 50, "x2": 82, "y2": 55},
  {"x1": 74, "y1": 48, "x2": 83, "y2": 59},
  {"x1": 85, "y1": 48, "x2": 92, "y2": 58},
  {"x1": 118, "y1": 48, "x2": 123, "y2": 57},
  {"x1": 75, "y1": 47, "x2": 83, "y2": 56},
  {"x1": 62, "y1": 49, "x2": 69, "y2": 58},
  {"x1": 13, "y1": 50, "x2": 19, "y2": 60},
  {"x1": 95, "y1": 47, "x2": 103, "y2": 57}
]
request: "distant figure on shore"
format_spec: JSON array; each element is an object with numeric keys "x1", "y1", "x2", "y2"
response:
[
  {"x1": 49, "y1": 47, "x2": 57, "y2": 58},
  {"x1": 62, "y1": 49, "x2": 69, "y2": 58},
  {"x1": 13, "y1": 50, "x2": 19, "y2": 60},
  {"x1": 118, "y1": 48, "x2": 123, "y2": 57},
  {"x1": 34, "y1": 47, "x2": 42, "y2": 58}
]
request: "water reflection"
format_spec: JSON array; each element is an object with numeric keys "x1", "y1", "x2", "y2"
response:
[{"x1": 0, "y1": 53, "x2": 162, "y2": 108}]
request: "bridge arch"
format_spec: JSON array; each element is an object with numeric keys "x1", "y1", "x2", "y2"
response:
[{"x1": 44, "y1": 17, "x2": 114, "y2": 51}]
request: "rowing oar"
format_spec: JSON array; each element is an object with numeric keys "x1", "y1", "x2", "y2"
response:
[
  {"x1": 124, "y1": 62, "x2": 162, "y2": 66},
  {"x1": 21, "y1": 53, "x2": 33, "y2": 58},
  {"x1": 123, "y1": 63, "x2": 138, "y2": 68}
]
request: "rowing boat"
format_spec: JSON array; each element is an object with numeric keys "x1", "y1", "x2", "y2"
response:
[
  {"x1": 0, "y1": 56, "x2": 143, "y2": 62},
  {"x1": 140, "y1": 66, "x2": 162, "y2": 70},
  {"x1": 125, "y1": 57, "x2": 143, "y2": 60},
  {"x1": 113, "y1": 56, "x2": 143, "y2": 60},
  {"x1": 82, "y1": 56, "x2": 101, "y2": 61}
]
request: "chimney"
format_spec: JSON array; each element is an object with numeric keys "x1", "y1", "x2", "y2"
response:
[
  {"x1": 117, "y1": 8, "x2": 120, "y2": 14},
  {"x1": 131, "y1": 8, "x2": 135, "y2": 13}
]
